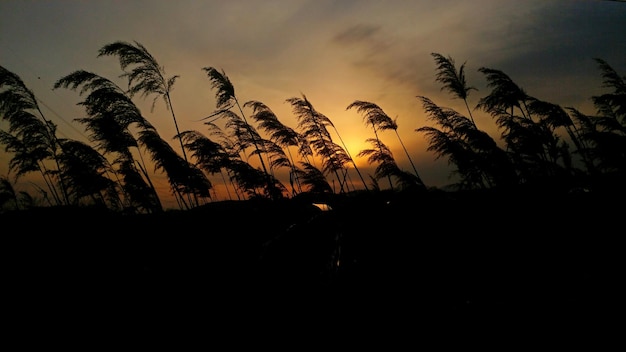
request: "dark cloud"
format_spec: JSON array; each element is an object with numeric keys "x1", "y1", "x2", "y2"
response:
[
  {"x1": 328, "y1": 1, "x2": 625, "y2": 111},
  {"x1": 483, "y1": 1, "x2": 625, "y2": 74},
  {"x1": 330, "y1": 22, "x2": 438, "y2": 101},
  {"x1": 472, "y1": 1, "x2": 626, "y2": 107},
  {"x1": 333, "y1": 24, "x2": 382, "y2": 45}
]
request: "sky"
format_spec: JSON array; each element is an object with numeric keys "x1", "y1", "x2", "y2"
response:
[{"x1": 1, "y1": 0, "x2": 625, "y2": 208}]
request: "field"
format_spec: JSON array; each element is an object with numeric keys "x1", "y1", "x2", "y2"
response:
[{"x1": 2, "y1": 189, "x2": 620, "y2": 331}]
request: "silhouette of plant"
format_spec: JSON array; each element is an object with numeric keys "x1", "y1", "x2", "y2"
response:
[
  {"x1": 0, "y1": 65, "x2": 70, "y2": 205},
  {"x1": 287, "y1": 94, "x2": 356, "y2": 194},
  {"x1": 96, "y1": 41, "x2": 216, "y2": 208},
  {"x1": 416, "y1": 95, "x2": 509, "y2": 190},
  {"x1": 356, "y1": 138, "x2": 422, "y2": 191},
  {"x1": 2, "y1": 44, "x2": 625, "y2": 210},
  {"x1": 431, "y1": 53, "x2": 478, "y2": 127},
  {"x1": 137, "y1": 127, "x2": 212, "y2": 208},
  {"x1": 97, "y1": 41, "x2": 188, "y2": 162},
  {"x1": 53, "y1": 70, "x2": 163, "y2": 213},
  {"x1": 202, "y1": 67, "x2": 283, "y2": 200},
  {"x1": 565, "y1": 58, "x2": 626, "y2": 190},
  {"x1": 347, "y1": 100, "x2": 425, "y2": 189},
  {"x1": 55, "y1": 139, "x2": 120, "y2": 207},
  {"x1": 294, "y1": 161, "x2": 333, "y2": 194},
  {"x1": 417, "y1": 55, "x2": 520, "y2": 191},
  {"x1": 245, "y1": 100, "x2": 310, "y2": 195},
  {"x1": 477, "y1": 67, "x2": 573, "y2": 190},
  {"x1": 177, "y1": 130, "x2": 232, "y2": 199},
  {"x1": 0, "y1": 175, "x2": 20, "y2": 211}
]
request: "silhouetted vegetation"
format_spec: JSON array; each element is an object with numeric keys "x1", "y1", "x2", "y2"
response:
[
  {"x1": 2, "y1": 44, "x2": 624, "y2": 212},
  {"x1": 1, "y1": 44, "x2": 623, "y2": 315},
  {"x1": 2, "y1": 43, "x2": 625, "y2": 212}
]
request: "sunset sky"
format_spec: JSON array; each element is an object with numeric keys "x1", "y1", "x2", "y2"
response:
[{"x1": 1, "y1": 0, "x2": 625, "y2": 208}]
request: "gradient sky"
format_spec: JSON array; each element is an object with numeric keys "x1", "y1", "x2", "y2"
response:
[{"x1": 1, "y1": 0, "x2": 625, "y2": 208}]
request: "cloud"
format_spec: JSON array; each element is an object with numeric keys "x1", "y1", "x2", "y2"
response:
[{"x1": 333, "y1": 24, "x2": 382, "y2": 45}]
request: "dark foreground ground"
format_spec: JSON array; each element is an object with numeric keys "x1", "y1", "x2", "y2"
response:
[{"x1": 2, "y1": 189, "x2": 621, "y2": 340}]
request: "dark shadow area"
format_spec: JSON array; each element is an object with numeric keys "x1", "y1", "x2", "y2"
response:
[{"x1": 2, "y1": 188, "x2": 621, "y2": 328}]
